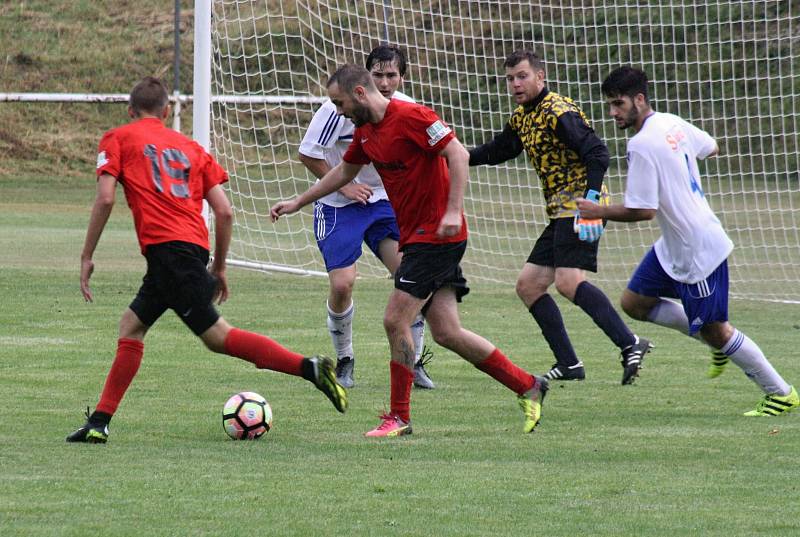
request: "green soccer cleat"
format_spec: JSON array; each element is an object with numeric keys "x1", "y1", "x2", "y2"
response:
[
  {"x1": 518, "y1": 376, "x2": 549, "y2": 433},
  {"x1": 66, "y1": 408, "x2": 109, "y2": 444},
  {"x1": 308, "y1": 355, "x2": 348, "y2": 413},
  {"x1": 743, "y1": 386, "x2": 800, "y2": 416},
  {"x1": 707, "y1": 349, "x2": 729, "y2": 379}
]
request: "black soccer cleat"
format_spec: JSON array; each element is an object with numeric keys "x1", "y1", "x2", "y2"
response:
[
  {"x1": 620, "y1": 337, "x2": 654, "y2": 385},
  {"x1": 66, "y1": 407, "x2": 109, "y2": 444},
  {"x1": 543, "y1": 361, "x2": 585, "y2": 381}
]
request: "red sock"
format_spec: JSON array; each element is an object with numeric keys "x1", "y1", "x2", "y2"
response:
[
  {"x1": 390, "y1": 361, "x2": 414, "y2": 423},
  {"x1": 475, "y1": 348, "x2": 535, "y2": 395},
  {"x1": 96, "y1": 338, "x2": 144, "y2": 415},
  {"x1": 223, "y1": 328, "x2": 304, "y2": 376}
]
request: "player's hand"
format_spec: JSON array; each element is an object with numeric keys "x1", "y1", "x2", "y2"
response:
[
  {"x1": 210, "y1": 266, "x2": 229, "y2": 305},
  {"x1": 573, "y1": 213, "x2": 604, "y2": 242},
  {"x1": 574, "y1": 189, "x2": 605, "y2": 243},
  {"x1": 338, "y1": 182, "x2": 372, "y2": 204},
  {"x1": 270, "y1": 199, "x2": 301, "y2": 222},
  {"x1": 436, "y1": 210, "x2": 462, "y2": 238},
  {"x1": 80, "y1": 257, "x2": 95, "y2": 302}
]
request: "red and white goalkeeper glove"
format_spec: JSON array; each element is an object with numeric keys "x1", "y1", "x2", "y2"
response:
[{"x1": 574, "y1": 189, "x2": 604, "y2": 242}]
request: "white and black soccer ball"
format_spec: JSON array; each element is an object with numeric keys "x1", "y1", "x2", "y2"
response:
[{"x1": 222, "y1": 391, "x2": 273, "y2": 440}]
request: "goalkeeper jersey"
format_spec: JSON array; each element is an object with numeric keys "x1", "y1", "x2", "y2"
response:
[
  {"x1": 624, "y1": 112, "x2": 733, "y2": 284},
  {"x1": 299, "y1": 91, "x2": 413, "y2": 208},
  {"x1": 96, "y1": 117, "x2": 228, "y2": 254},
  {"x1": 342, "y1": 99, "x2": 466, "y2": 248},
  {"x1": 469, "y1": 88, "x2": 610, "y2": 219}
]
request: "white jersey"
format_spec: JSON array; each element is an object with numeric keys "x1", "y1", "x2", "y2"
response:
[
  {"x1": 298, "y1": 90, "x2": 414, "y2": 207},
  {"x1": 624, "y1": 112, "x2": 733, "y2": 284}
]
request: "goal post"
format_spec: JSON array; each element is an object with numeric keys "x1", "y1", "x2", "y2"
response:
[{"x1": 204, "y1": 1, "x2": 800, "y2": 303}]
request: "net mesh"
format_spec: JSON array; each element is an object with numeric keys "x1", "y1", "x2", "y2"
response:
[{"x1": 210, "y1": 0, "x2": 800, "y2": 302}]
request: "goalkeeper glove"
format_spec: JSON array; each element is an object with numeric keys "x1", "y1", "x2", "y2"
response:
[{"x1": 574, "y1": 189, "x2": 604, "y2": 243}]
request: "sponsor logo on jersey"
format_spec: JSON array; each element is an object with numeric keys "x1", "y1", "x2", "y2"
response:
[
  {"x1": 426, "y1": 120, "x2": 452, "y2": 146},
  {"x1": 374, "y1": 160, "x2": 407, "y2": 171},
  {"x1": 96, "y1": 151, "x2": 108, "y2": 169}
]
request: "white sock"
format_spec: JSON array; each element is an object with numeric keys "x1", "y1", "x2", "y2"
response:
[
  {"x1": 722, "y1": 329, "x2": 791, "y2": 395},
  {"x1": 647, "y1": 298, "x2": 690, "y2": 333},
  {"x1": 411, "y1": 313, "x2": 425, "y2": 364},
  {"x1": 326, "y1": 300, "x2": 354, "y2": 360},
  {"x1": 646, "y1": 298, "x2": 724, "y2": 351}
]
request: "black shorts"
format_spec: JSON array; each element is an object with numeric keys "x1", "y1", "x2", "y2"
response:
[
  {"x1": 527, "y1": 217, "x2": 601, "y2": 272},
  {"x1": 395, "y1": 241, "x2": 470, "y2": 305},
  {"x1": 129, "y1": 241, "x2": 220, "y2": 335}
]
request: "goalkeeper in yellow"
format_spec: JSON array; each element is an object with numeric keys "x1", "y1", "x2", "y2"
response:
[{"x1": 469, "y1": 50, "x2": 651, "y2": 384}]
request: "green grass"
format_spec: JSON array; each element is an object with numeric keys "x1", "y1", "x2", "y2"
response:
[{"x1": 2, "y1": 176, "x2": 800, "y2": 537}]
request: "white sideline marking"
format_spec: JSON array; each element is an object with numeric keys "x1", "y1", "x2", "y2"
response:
[{"x1": 0, "y1": 336, "x2": 74, "y2": 346}]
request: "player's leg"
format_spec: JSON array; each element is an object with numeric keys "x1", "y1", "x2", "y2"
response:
[
  {"x1": 623, "y1": 248, "x2": 686, "y2": 328},
  {"x1": 680, "y1": 261, "x2": 798, "y2": 415},
  {"x1": 364, "y1": 287, "x2": 426, "y2": 437},
  {"x1": 67, "y1": 271, "x2": 163, "y2": 444},
  {"x1": 370, "y1": 203, "x2": 434, "y2": 388},
  {"x1": 518, "y1": 220, "x2": 585, "y2": 380},
  {"x1": 518, "y1": 259, "x2": 584, "y2": 381},
  {"x1": 424, "y1": 288, "x2": 548, "y2": 433},
  {"x1": 549, "y1": 218, "x2": 650, "y2": 383},
  {"x1": 365, "y1": 241, "x2": 460, "y2": 437},
  {"x1": 624, "y1": 250, "x2": 730, "y2": 378},
  {"x1": 405, "y1": 241, "x2": 547, "y2": 433},
  {"x1": 314, "y1": 201, "x2": 368, "y2": 388},
  {"x1": 174, "y1": 240, "x2": 346, "y2": 413},
  {"x1": 327, "y1": 266, "x2": 357, "y2": 387},
  {"x1": 198, "y1": 317, "x2": 347, "y2": 414},
  {"x1": 701, "y1": 322, "x2": 798, "y2": 416}
]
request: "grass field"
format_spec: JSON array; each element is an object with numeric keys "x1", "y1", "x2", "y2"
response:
[{"x1": 2, "y1": 175, "x2": 800, "y2": 537}]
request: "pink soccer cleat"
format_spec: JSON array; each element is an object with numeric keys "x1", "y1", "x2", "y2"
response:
[{"x1": 364, "y1": 413, "x2": 412, "y2": 437}]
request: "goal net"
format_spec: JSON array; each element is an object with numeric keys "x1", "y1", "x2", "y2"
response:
[{"x1": 209, "y1": 0, "x2": 800, "y2": 303}]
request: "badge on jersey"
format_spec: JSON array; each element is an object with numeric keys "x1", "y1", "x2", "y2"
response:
[
  {"x1": 96, "y1": 151, "x2": 108, "y2": 169},
  {"x1": 426, "y1": 120, "x2": 452, "y2": 146}
]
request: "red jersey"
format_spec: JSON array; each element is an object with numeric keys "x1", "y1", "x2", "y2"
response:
[
  {"x1": 342, "y1": 100, "x2": 467, "y2": 247},
  {"x1": 96, "y1": 117, "x2": 228, "y2": 254}
]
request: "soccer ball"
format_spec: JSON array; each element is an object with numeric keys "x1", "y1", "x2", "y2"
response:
[{"x1": 222, "y1": 391, "x2": 273, "y2": 440}]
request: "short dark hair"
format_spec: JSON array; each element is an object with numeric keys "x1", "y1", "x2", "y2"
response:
[
  {"x1": 365, "y1": 44, "x2": 407, "y2": 76},
  {"x1": 129, "y1": 77, "x2": 169, "y2": 116},
  {"x1": 503, "y1": 50, "x2": 544, "y2": 70},
  {"x1": 602, "y1": 67, "x2": 649, "y2": 101},
  {"x1": 326, "y1": 64, "x2": 376, "y2": 93}
]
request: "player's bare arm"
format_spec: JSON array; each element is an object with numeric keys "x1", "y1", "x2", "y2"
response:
[
  {"x1": 437, "y1": 138, "x2": 469, "y2": 237},
  {"x1": 298, "y1": 152, "x2": 372, "y2": 203},
  {"x1": 575, "y1": 198, "x2": 656, "y2": 223},
  {"x1": 206, "y1": 184, "x2": 233, "y2": 304},
  {"x1": 270, "y1": 160, "x2": 363, "y2": 221},
  {"x1": 80, "y1": 173, "x2": 118, "y2": 303}
]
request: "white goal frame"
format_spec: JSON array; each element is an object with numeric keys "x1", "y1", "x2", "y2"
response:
[{"x1": 199, "y1": 0, "x2": 800, "y2": 303}]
